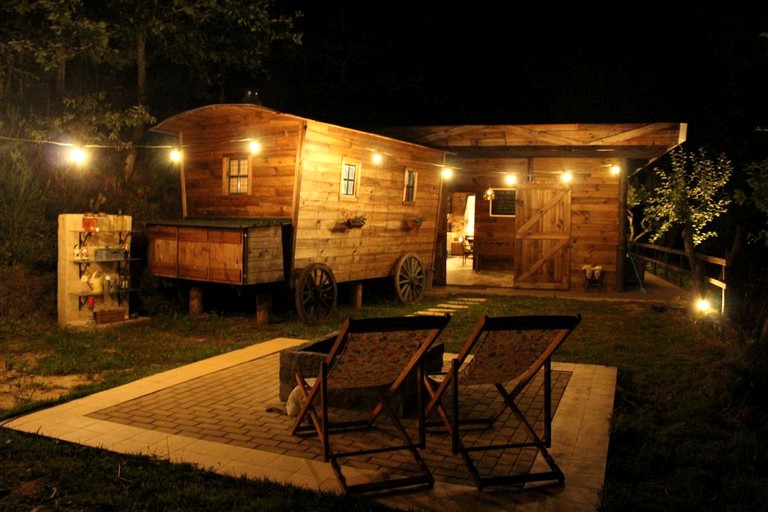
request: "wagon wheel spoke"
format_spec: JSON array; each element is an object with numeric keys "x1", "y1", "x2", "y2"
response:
[
  {"x1": 296, "y1": 264, "x2": 337, "y2": 324},
  {"x1": 394, "y1": 253, "x2": 425, "y2": 304}
]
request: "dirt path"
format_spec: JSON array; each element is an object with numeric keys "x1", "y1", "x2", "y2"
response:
[{"x1": 0, "y1": 363, "x2": 97, "y2": 413}]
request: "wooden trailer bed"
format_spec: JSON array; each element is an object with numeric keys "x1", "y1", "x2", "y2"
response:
[{"x1": 146, "y1": 218, "x2": 291, "y2": 286}]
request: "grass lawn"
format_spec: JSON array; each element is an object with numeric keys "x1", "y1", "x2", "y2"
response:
[{"x1": 2, "y1": 291, "x2": 767, "y2": 511}]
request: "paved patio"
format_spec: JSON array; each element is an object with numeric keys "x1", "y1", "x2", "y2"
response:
[{"x1": 3, "y1": 327, "x2": 617, "y2": 511}]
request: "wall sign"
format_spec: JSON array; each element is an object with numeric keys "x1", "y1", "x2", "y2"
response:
[{"x1": 489, "y1": 188, "x2": 516, "y2": 217}]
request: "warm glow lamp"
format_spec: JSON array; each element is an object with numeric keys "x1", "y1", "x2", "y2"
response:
[
  {"x1": 504, "y1": 174, "x2": 517, "y2": 186},
  {"x1": 170, "y1": 149, "x2": 182, "y2": 162},
  {"x1": 248, "y1": 140, "x2": 261, "y2": 154},
  {"x1": 372, "y1": 152, "x2": 383, "y2": 165},
  {"x1": 441, "y1": 168, "x2": 453, "y2": 180},
  {"x1": 68, "y1": 147, "x2": 88, "y2": 166},
  {"x1": 561, "y1": 171, "x2": 573, "y2": 183},
  {"x1": 696, "y1": 298, "x2": 712, "y2": 313},
  {"x1": 610, "y1": 164, "x2": 621, "y2": 176}
]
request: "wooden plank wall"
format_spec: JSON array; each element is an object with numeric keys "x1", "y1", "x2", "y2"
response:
[
  {"x1": 459, "y1": 156, "x2": 622, "y2": 289},
  {"x1": 146, "y1": 225, "x2": 284, "y2": 285},
  {"x1": 147, "y1": 225, "x2": 179, "y2": 277},
  {"x1": 179, "y1": 110, "x2": 303, "y2": 218},
  {"x1": 294, "y1": 121, "x2": 445, "y2": 285},
  {"x1": 245, "y1": 225, "x2": 285, "y2": 285}
]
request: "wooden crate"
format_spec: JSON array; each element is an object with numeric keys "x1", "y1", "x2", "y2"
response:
[{"x1": 94, "y1": 310, "x2": 125, "y2": 324}]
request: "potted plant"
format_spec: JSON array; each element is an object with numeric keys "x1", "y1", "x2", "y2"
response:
[
  {"x1": 345, "y1": 214, "x2": 367, "y2": 228},
  {"x1": 405, "y1": 216, "x2": 424, "y2": 230}
]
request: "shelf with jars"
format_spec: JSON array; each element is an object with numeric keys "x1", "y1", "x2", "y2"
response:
[{"x1": 58, "y1": 213, "x2": 140, "y2": 326}]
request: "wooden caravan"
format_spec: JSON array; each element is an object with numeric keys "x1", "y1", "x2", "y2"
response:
[
  {"x1": 384, "y1": 123, "x2": 687, "y2": 292},
  {"x1": 146, "y1": 104, "x2": 447, "y2": 322}
]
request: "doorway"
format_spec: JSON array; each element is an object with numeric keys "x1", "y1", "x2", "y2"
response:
[{"x1": 445, "y1": 192, "x2": 514, "y2": 287}]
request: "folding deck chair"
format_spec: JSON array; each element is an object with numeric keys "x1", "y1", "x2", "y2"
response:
[
  {"x1": 424, "y1": 314, "x2": 581, "y2": 491},
  {"x1": 291, "y1": 314, "x2": 451, "y2": 495}
]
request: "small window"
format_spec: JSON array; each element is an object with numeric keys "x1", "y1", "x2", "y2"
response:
[
  {"x1": 403, "y1": 169, "x2": 417, "y2": 203},
  {"x1": 223, "y1": 154, "x2": 250, "y2": 195},
  {"x1": 340, "y1": 158, "x2": 360, "y2": 197}
]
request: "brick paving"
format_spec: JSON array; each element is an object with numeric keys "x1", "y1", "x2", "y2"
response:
[
  {"x1": 4, "y1": 336, "x2": 616, "y2": 511},
  {"x1": 87, "y1": 352, "x2": 570, "y2": 487}
]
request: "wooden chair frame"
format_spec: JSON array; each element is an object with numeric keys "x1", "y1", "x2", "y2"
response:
[
  {"x1": 291, "y1": 314, "x2": 451, "y2": 495},
  {"x1": 424, "y1": 314, "x2": 581, "y2": 491}
]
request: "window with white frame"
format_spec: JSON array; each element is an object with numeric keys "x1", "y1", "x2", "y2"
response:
[
  {"x1": 340, "y1": 158, "x2": 360, "y2": 197},
  {"x1": 403, "y1": 168, "x2": 417, "y2": 203},
  {"x1": 223, "y1": 154, "x2": 250, "y2": 195}
]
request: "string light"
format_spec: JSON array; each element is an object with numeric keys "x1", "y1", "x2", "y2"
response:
[
  {"x1": 69, "y1": 147, "x2": 88, "y2": 166},
  {"x1": 696, "y1": 298, "x2": 712, "y2": 313}
]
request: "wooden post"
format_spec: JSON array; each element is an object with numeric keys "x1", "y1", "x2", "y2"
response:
[
  {"x1": 352, "y1": 282, "x2": 363, "y2": 310},
  {"x1": 256, "y1": 293, "x2": 272, "y2": 324},
  {"x1": 433, "y1": 166, "x2": 449, "y2": 286},
  {"x1": 616, "y1": 158, "x2": 628, "y2": 292},
  {"x1": 189, "y1": 286, "x2": 203, "y2": 316}
]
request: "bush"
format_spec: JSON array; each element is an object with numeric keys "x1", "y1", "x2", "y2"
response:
[{"x1": 0, "y1": 265, "x2": 56, "y2": 318}]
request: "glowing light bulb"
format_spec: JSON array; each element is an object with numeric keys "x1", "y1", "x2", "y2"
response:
[
  {"x1": 248, "y1": 141, "x2": 261, "y2": 154},
  {"x1": 69, "y1": 147, "x2": 88, "y2": 166},
  {"x1": 170, "y1": 149, "x2": 182, "y2": 162},
  {"x1": 441, "y1": 168, "x2": 453, "y2": 180},
  {"x1": 561, "y1": 171, "x2": 573, "y2": 183},
  {"x1": 610, "y1": 165, "x2": 621, "y2": 176},
  {"x1": 504, "y1": 174, "x2": 517, "y2": 186},
  {"x1": 696, "y1": 298, "x2": 711, "y2": 313},
  {"x1": 372, "y1": 152, "x2": 382, "y2": 165}
]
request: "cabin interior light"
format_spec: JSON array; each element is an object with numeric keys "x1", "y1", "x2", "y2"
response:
[
  {"x1": 610, "y1": 164, "x2": 621, "y2": 176},
  {"x1": 68, "y1": 146, "x2": 88, "y2": 166},
  {"x1": 561, "y1": 171, "x2": 573, "y2": 183},
  {"x1": 441, "y1": 167, "x2": 453, "y2": 180},
  {"x1": 372, "y1": 152, "x2": 383, "y2": 165},
  {"x1": 504, "y1": 174, "x2": 517, "y2": 186},
  {"x1": 248, "y1": 140, "x2": 261, "y2": 154},
  {"x1": 170, "y1": 149, "x2": 182, "y2": 162},
  {"x1": 483, "y1": 187, "x2": 495, "y2": 201}
]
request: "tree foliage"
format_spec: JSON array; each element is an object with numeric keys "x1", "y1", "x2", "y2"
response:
[
  {"x1": 739, "y1": 158, "x2": 768, "y2": 245},
  {"x1": 0, "y1": 0, "x2": 301, "y2": 268},
  {"x1": 641, "y1": 146, "x2": 733, "y2": 295},
  {"x1": 645, "y1": 147, "x2": 733, "y2": 246}
]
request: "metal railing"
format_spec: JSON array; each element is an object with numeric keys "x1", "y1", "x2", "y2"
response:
[{"x1": 629, "y1": 242, "x2": 726, "y2": 312}]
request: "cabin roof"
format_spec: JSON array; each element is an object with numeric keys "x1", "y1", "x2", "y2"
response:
[
  {"x1": 152, "y1": 104, "x2": 687, "y2": 166},
  {"x1": 376, "y1": 123, "x2": 687, "y2": 160},
  {"x1": 150, "y1": 104, "x2": 448, "y2": 155}
]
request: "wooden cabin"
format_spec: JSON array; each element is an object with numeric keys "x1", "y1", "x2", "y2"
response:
[
  {"x1": 382, "y1": 123, "x2": 687, "y2": 291},
  {"x1": 146, "y1": 105, "x2": 686, "y2": 320},
  {"x1": 145, "y1": 104, "x2": 447, "y2": 321}
]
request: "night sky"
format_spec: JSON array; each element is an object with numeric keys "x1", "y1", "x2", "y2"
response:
[{"x1": 259, "y1": 3, "x2": 768, "y2": 150}]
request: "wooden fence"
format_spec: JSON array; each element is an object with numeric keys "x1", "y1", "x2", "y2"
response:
[{"x1": 629, "y1": 242, "x2": 727, "y2": 312}]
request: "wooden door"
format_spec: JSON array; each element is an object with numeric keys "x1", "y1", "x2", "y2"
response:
[{"x1": 514, "y1": 185, "x2": 571, "y2": 289}]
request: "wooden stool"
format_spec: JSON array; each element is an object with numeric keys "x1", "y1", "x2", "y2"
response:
[{"x1": 584, "y1": 273, "x2": 605, "y2": 292}]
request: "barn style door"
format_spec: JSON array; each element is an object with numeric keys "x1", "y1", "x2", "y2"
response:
[{"x1": 514, "y1": 185, "x2": 572, "y2": 290}]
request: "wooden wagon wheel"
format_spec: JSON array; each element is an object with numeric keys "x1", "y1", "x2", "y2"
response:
[
  {"x1": 295, "y1": 263, "x2": 338, "y2": 323},
  {"x1": 394, "y1": 252, "x2": 425, "y2": 304}
]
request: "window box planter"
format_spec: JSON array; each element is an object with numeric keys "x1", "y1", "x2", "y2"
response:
[
  {"x1": 404, "y1": 217, "x2": 424, "y2": 230},
  {"x1": 345, "y1": 215, "x2": 366, "y2": 229}
]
